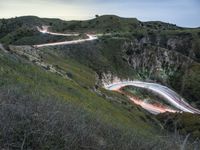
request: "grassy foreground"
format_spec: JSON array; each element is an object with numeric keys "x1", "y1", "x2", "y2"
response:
[{"x1": 1, "y1": 49, "x2": 199, "y2": 149}]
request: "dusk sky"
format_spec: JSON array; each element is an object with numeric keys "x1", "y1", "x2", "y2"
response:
[{"x1": 0, "y1": 0, "x2": 199, "y2": 27}]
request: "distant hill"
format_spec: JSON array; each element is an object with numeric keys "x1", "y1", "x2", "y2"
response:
[
  {"x1": 0, "y1": 15, "x2": 182, "y2": 36},
  {"x1": 0, "y1": 15, "x2": 185, "y2": 46}
]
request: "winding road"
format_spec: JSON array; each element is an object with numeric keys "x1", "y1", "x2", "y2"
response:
[
  {"x1": 33, "y1": 26, "x2": 200, "y2": 114},
  {"x1": 104, "y1": 81, "x2": 200, "y2": 114},
  {"x1": 34, "y1": 26, "x2": 98, "y2": 48}
]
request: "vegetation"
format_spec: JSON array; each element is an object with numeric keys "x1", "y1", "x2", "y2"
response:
[
  {"x1": 157, "y1": 113, "x2": 200, "y2": 139},
  {"x1": 0, "y1": 15, "x2": 200, "y2": 149},
  {"x1": 0, "y1": 49, "x2": 157, "y2": 149},
  {"x1": 1, "y1": 87, "x2": 199, "y2": 149}
]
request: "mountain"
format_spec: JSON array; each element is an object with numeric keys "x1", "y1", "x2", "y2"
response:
[{"x1": 0, "y1": 15, "x2": 200, "y2": 149}]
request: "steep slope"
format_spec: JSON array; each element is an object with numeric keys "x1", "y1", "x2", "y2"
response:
[
  {"x1": 1, "y1": 15, "x2": 199, "y2": 111},
  {"x1": 1, "y1": 15, "x2": 200, "y2": 149},
  {"x1": 1, "y1": 46, "x2": 193, "y2": 149}
]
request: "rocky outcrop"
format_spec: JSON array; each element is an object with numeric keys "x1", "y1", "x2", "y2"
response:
[
  {"x1": 96, "y1": 72, "x2": 122, "y2": 87},
  {"x1": 118, "y1": 33, "x2": 200, "y2": 106},
  {"x1": 122, "y1": 35, "x2": 194, "y2": 83}
]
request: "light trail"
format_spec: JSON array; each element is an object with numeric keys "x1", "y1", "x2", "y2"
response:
[
  {"x1": 105, "y1": 81, "x2": 200, "y2": 114},
  {"x1": 34, "y1": 26, "x2": 98, "y2": 48}
]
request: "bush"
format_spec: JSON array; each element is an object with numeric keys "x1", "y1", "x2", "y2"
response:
[{"x1": 0, "y1": 88, "x2": 199, "y2": 150}]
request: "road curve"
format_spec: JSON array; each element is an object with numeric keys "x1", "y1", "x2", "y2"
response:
[
  {"x1": 34, "y1": 26, "x2": 98, "y2": 48},
  {"x1": 104, "y1": 81, "x2": 200, "y2": 114}
]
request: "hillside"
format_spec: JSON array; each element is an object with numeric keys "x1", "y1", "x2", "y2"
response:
[{"x1": 0, "y1": 15, "x2": 200, "y2": 149}]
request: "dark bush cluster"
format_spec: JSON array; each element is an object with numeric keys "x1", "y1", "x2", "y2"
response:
[{"x1": 0, "y1": 87, "x2": 199, "y2": 150}]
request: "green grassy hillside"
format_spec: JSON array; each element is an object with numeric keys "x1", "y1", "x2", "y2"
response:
[
  {"x1": 1, "y1": 15, "x2": 200, "y2": 149},
  {"x1": 1, "y1": 48, "x2": 193, "y2": 149}
]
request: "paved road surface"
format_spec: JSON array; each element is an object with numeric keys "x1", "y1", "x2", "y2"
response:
[
  {"x1": 34, "y1": 26, "x2": 98, "y2": 48},
  {"x1": 105, "y1": 81, "x2": 200, "y2": 114}
]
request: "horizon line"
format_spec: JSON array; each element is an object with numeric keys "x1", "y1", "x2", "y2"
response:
[{"x1": 0, "y1": 14, "x2": 199, "y2": 28}]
